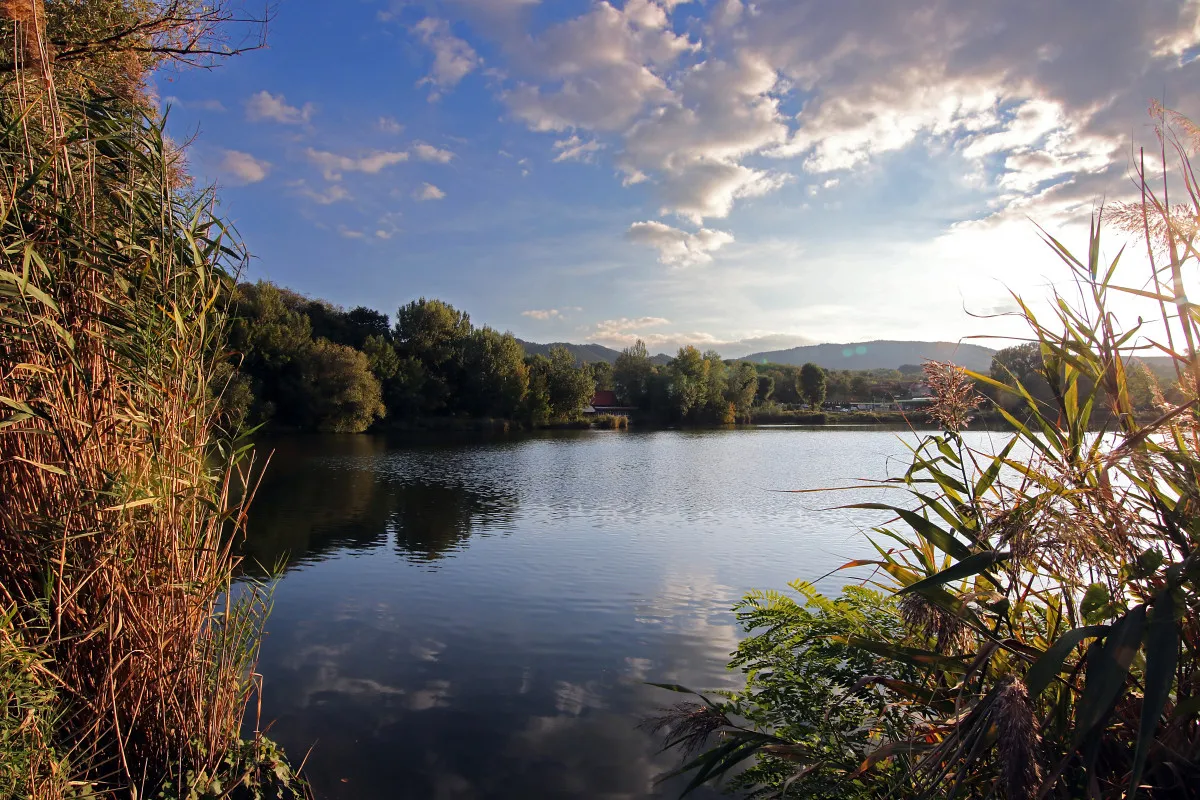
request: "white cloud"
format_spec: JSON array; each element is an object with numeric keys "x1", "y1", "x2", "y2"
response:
[
  {"x1": 522, "y1": 309, "x2": 563, "y2": 320},
  {"x1": 414, "y1": 17, "x2": 481, "y2": 98},
  {"x1": 413, "y1": 142, "x2": 455, "y2": 163},
  {"x1": 626, "y1": 220, "x2": 734, "y2": 266},
  {"x1": 416, "y1": 182, "x2": 446, "y2": 200},
  {"x1": 585, "y1": 320, "x2": 816, "y2": 358},
  {"x1": 591, "y1": 316, "x2": 671, "y2": 338},
  {"x1": 377, "y1": 116, "x2": 404, "y2": 134},
  {"x1": 245, "y1": 90, "x2": 314, "y2": 125},
  {"x1": 745, "y1": 0, "x2": 1198, "y2": 214},
  {"x1": 163, "y1": 96, "x2": 225, "y2": 112},
  {"x1": 337, "y1": 225, "x2": 367, "y2": 239},
  {"x1": 553, "y1": 135, "x2": 604, "y2": 163},
  {"x1": 488, "y1": 0, "x2": 1198, "y2": 227},
  {"x1": 288, "y1": 180, "x2": 351, "y2": 204},
  {"x1": 305, "y1": 148, "x2": 409, "y2": 180},
  {"x1": 503, "y1": 0, "x2": 697, "y2": 132},
  {"x1": 215, "y1": 149, "x2": 270, "y2": 184}
]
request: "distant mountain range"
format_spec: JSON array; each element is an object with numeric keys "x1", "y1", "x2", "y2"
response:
[
  {"x1": 517, "y1": 338, "x2": 999, "y2": 372},
  {"x1": 515, "y1": 339, "x2": 672, "y2": 366},
  {"x1": 736, "y1": 340, "x2": 996, "y2": 371}
]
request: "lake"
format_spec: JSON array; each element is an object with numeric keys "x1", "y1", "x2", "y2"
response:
[{"x1": 240, "y1": 427, "x2": 1008, "y2": 799}]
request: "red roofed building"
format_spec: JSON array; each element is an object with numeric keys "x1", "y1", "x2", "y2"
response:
[{"x1": 583, "y1": 390, "x2": 637, "y2": 414}]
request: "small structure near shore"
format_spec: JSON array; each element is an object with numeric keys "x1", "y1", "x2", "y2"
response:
[{"x1": 582, "y1": 390, "x2": 637, "y2": 415}]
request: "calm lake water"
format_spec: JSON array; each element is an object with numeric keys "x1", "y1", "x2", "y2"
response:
[{"x1": 240, "y1": 427, "x2": 1007, "y2": 799}]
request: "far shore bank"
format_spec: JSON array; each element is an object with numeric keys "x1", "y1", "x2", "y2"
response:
[{"x1": 248, "y1": 409, "x2": 1033, "y2": 436}]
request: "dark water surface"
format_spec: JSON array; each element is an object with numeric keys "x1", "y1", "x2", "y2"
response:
[{"x1": 240, "y1": 427, "x2": 1004, "y2": 799}]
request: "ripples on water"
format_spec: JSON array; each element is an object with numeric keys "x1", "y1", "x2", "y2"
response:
[{"x1": 241, "y1": 427, "x2": 1010, "y2": 799}]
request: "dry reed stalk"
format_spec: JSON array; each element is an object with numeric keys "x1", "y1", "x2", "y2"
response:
[{"x1": 0, "y1": 24, "x2": 272, "y2": 797}]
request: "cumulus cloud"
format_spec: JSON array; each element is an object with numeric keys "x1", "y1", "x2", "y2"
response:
[
  {"x1": 305, "y1": 148, "x2": 409, "y2": 180},
  {"x1": 586, "y1": 321, "x2": 816, "y2": 358},
  {"x1": 413, "y1": 142, "x2": 455, "y2": 163},
  {"x1": 488, "y1": 0, "x2": 1197, "y2": 225},
  {"x1": 245, "y1": 90, "x2": 314, "y2": 125},
  {"x1": 414, "y1": 17, "x2": 481, "y2": 98},
  {"x1": 288, "y1": 180, "x2": 351, "y2": 204},
  {"x1": 215, "y1": 149, "x2": 270, "y2": 184},
  {"x1": 751, "y1": 0, "x2": 1198, "y2": 207},
  {"x1": 618, "y1": 53, "x2": 792, "y2": 220},
  {"x1": 416, "y1": 182, "x2": 446, "y2": 200},
  {"x1": 504, "y1": 0, "x2": 697, "y2": 132},
  {"x1": 521, "y1": 309, "x2": 564, "y2": 320},
  {"x1": 552, "y1": 135, "x2": 604, "y2": 163},
  {"x1": 590, "y1": 316, "x2": 671, "y2": 339},
  {"x1": 626, "y1": 221, "x2": 734, "y2": 267}
]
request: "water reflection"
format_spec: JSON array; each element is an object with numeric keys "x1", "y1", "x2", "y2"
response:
[
  {"x1": 389, "y1": 480, "x2": 516, "y2": 564},
  {"x1": 243, "y1": 428, "x2": 953, "y2": 798},
  {"x1": 240, "y1": 435, "x2": 518, "y2": 573}
]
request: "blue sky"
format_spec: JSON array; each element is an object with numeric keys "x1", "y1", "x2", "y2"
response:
[{"x1": 157, "y1": 0, "x2": 1200, "y2": 357}]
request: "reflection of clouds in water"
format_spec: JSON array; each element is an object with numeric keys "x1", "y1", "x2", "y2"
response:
[
  {"x1": 408, "y1": 679, "x2": 452, "y2": 711},
  {"x1": 634, "y1": 570, "x2": 743, "y2": 686},
  {"x1": 553, "y1": 680, "x2": 607, "y2": 716},
  {"x1": 410, "y1": 638, "x2": 446, "y2": 662},
  {"x1": 623, "y1": 657, "x2": 653, "y2": 683},
  {"x1": 507, "y1": 713, "x2": 662, "y2": 800}
]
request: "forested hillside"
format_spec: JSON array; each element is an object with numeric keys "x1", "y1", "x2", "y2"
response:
[{"x1": 742, "y1": 340, "x2": 996, "y2": 371}]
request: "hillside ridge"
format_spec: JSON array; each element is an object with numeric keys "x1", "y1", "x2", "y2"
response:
[
  {"x1": 739, "y1": 340, "x2": 996, "y2": 371},
  {"x1": 516, "y1": 338, "x2": 998, "y2": 371}
]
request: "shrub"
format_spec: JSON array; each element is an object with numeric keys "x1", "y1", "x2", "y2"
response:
[{"x1": 296, "y1": 338, "x2": 386, "y2": 432}]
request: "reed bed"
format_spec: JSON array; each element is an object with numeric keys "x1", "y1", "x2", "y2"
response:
[{"x1": 0, "y1": 55, "x2": 298, "y2": 799}]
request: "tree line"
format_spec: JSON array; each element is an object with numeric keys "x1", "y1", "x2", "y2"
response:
[
  {"x1": 221, "y1": 282, "x2": 598, "y2": 433},
  {"x1": 230, "y1": 281, "x2": 1079, "y2": 433}
]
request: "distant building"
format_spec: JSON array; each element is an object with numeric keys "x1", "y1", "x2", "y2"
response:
[
  {"x1": 897, "y1": 397, "x2": 934, "y2": 411},
  {"x1": 583, "y1": 390, "x2": 637, "y2": 415}
]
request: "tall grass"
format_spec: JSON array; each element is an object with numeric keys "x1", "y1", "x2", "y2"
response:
[
  {"x1": 650, "y1": 108, "x2": 1200, "y2": 798},
  {"x1": 0, "y1": 62, "x2": 295, "y2": 798}
]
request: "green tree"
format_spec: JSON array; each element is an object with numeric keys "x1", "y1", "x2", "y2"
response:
[
  {"x1": 702, "y1": 350, "x2": 727, "y2": 415},
  {"x1": 226, "y1": 281, "x2": 315, "y2": 426},
  {"x1": 1126, "y1": 362, "x2": 1159, "y2": 412},
  {"x1": 393, "y1": 298, "x2": 472, "y2": 413},
  {"x1": 849, "y1": 374, "x2": 869, "y2": 401},
  {"x1": 989, "y1": 342, "x2": 1056, "y2": 412},
  {"x1": 667, "y1": 346, "x2": 707, "y2": 420},
  {"x1": 727, "y1": 361, "x2": 759, "y2": 418},
  {"x1": 524, "y1": 364, "x2": 553, "y2": 427},
  {"x1": 755, "y1": 375, "x2": 775, "y2": 406},
  {"x1": 614, "y1": 339, "x2": 654, "y2": 406},
  {"x1": 361, "y1": 333, "x2": 400, "y2": 379},
  {"x1": 461, "y1": 327, "x2": 529, "y2": 418},
  {"x1": 544, "y1": 346, "x2": 595, "y2": 419},
  {"x1": 295, "y1": 340, "x2": 387, "y2": 433},
  {"x1": 344, "y1": 306, "x2": 391, "y2": 347},
  {"x1": 798, "y1": 362, "x2": 826, "y2": 409},
  {"x1": 589, "y1": 360, "x2": 615, "y2": 391},
  {"x1": 824, "y1": 370, "x2": 851, "y2": 403},
  {"x1": 989, "y1": 342, "x2": 1043, "y2": 384}
]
